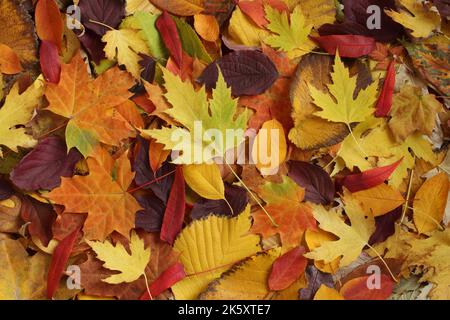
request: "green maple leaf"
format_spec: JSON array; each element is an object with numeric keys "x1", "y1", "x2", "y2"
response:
[{"x1": 141, "y1": 67, "x2": 249, "y2": 164}]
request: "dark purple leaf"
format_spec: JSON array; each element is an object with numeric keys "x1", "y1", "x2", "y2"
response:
[
  {"x1": 10, "y1": 136, "x2": 82, "y2": 191},
  {"x1": 198, "y1": 50, "x2": 279, "y2": 96},
  {"x1": 0, "y1": 180, "x2": 14, "y2": 201},
  {"x1": 77, "y1": 30, "x2": 106, "y2": 64},
  {"x1": 288, "y1": 161, "x2": 335, "y2": 205},
  {"x1": 20, "y1": 195, "x2": 57, "y2": 246},
  {"x1": 191, "y1": 184, "x2": 248, "y2": 220},
  {"x1": 299, "y1": 265, "x2": 335, "y2": 300},
  {"x1": 133, "y1": 137, "x2": 174, "y2": 203},
  {"x1": 369, "y1": 207, "x2": 402, "y2": 245},
  {"x1": 319, "y1": 0, "x2": 404, "y2": 43},
  {"x1": 433, "y1": 0, "x2": 450, "y2": 17},
  {"x1": 135, "y1": 194, "x2": 165, "y2": 232},
  {"x1": 139, "y1": 54, "x2": 156, "y2": 83},
  {"x1": 78, "y1": 0, "x2": 125, "y2": 37}
]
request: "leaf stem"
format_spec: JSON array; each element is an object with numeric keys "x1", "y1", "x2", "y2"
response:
[
  {"x1": 366, "y1": 243, "x2": 398, "y2": 283},
  {"x1": 223, "y1": 197, "x2": 235, "y2": 216},
  {"x1": 142, "y1": 272, "x2": 153, "y2": 300},
  {"x1": 88, "y1": 19, "x2": 115, "y2": 31},
  {"x1": 127, "y1": 169, "x2": 177, "y2": 193},
  {"x1": 346, "y1": 124, "x2": 368, "y2": 158},
  {"x1": 400, "y1": 164, "x2": 414, "y2": 225},
  {"x1": 224, "y1": 161, "x2": 278, "y2": 227}
]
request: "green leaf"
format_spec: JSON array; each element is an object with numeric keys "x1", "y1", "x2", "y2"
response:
[{"x1": 174, "y1": 17, "x2": 212, "y2": 63}]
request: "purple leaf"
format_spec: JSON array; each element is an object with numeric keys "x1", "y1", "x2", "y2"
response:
[
  {"x1": 78, "y1": 0, "x2": 125, "y2": 37},
  {"x1": 198, "y1": 50, "x2": 278, "y2": 96},
  {"x1": 299, "y1": 265, "x2": 335, "y2": 300},
  {"x1": 133, "y1": 137, "x2": 174, "y2": 203},
  {"x1": 288, "y1": 161, "x2": 335, "y2": 205},
  {"x1": 135, "y1": 194, "x2": 165, "y2": 232},
  {"x1": 139, "y1": 54, "x2": 156, "y2": 83},
  {"x1": 319, "y1": 0, "x2": 404, "y2": 43},
  {"x1": 20, "y1": 195, "x2": 57, "y2": 246},
  {"x1": 10, "y1": 136, "x2": 82, "y2": 191},
  {"x1": 369, "y1": 207, "x2": 402, "y2": 245},
  {"x1": 191, "y1": 184, "x2": 248, "y2": 220},
  {"x1": 78, "y1": 30, "x2": 106, "y2": 64},
  {"x1": 433, "y1": 0, "x2": 450, "y2": 17},
  {"x1": 0, "y1": 180, "x2": 13, "y2": 200}
]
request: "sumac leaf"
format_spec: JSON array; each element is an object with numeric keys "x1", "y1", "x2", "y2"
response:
[
  {"x1": 156, "y1": 11, "x2": 182, "y2": 68},
  {"x1": 375, "y1": 60, "x2": 396, "y2": 117},
  {"x1": 198, "y1": 50, "x2": 278, "y2": 96},
  {"x1": 40, "y1": 40, "x2": 61, "y2": 84}
]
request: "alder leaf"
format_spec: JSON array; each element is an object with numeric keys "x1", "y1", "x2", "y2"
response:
[
  {"x1": 87, "y1": 231, "x2": 151, "y2": 284},
  {"x1": 172, "y1": 206, "x2": 260, "y2": 299}
]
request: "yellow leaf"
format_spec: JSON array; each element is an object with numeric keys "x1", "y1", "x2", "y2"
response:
[
  {"x1": 86, "y1": 230, "x2": 151, "y2": 284},
  {"x1": 309, "y1": 53, "x2": 378, "y2": 126},
  {"x1": 385, "y1": 0, "x2": 441, "y2": 38},
  {"x1": 126, "y1": 0, "x2": 160, "y2": 15},
  {"x1": 295, "y1": 0, "x2": 336, "y2": 29},
  {"x1": 102, "y1": 28, "x2": 149, "y2": 79},
  {"x1": 227, "y1": 6, "x2": 270, "y2": 47},
  {"x1": 388, "y1": 85, "x2": 442, "y2": 142},
  {"x1": 413, "y1": 173, "x2": 449, "y2": 234},
  {"x1": 0, "y1": 77, "x2": 43, "y2": 157},
  {"x1": 194, "y1": 14, "x2": 219, "y2": 42},
  {"x1": 353, "y1": 184, "x2": 405, "y2": 217},
  {"x1": 264, "y1": 5, "x2": 315, "y2": 59},
  {"x1": 252, "y1": 119, "x2": 287, "y2": 176},
  {"x1": 304, "y1": 191, "x2": 375, "y2": 267},
  {"x1": 149, "y1": 0, "x2": 204, "y2": 16},
  {"x1": 305, "y1": 229, "x2": 340, "y2": 273},
  {"x1": 199, "y1": 249, "x2": 281, "y2": 300},
  {"x1": 172, "y1": 206, "x2": 261, "y2": 299},
  {"x1": 0, "y1": 239, "x2": 48, "y2": 299},
  {"x1": 183, "y1": 163, "x2": 224, "y2": 200},
  {"x1": 313, "y1": 284, "x2": 344, "y2": 300}
]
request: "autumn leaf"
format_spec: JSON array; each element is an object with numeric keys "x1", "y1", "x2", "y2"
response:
[
  {"x1": 388, "y1": 85, "x2": 442, "y2": 142},
  {"x1": 183, "y1": 163, "x2": 224, "y2": 200},
  {"x1": 304, "y1": 191, "x2": 375, "y2": 267},
  {"x1": 47, "y1": 147, "x2": 142, "y2": 241},
  {"x1": 0, "y1": 43, "x2": 22, "y2": 74},
  {"x1": 264, "y1": 5, "x2": 314, "y2": 59},
  {"x1": 87, "y1": 231, "x2": 151, "y2": 284},
  {"x1": 309, "y1": 52, "x2": 378, "y2": 126},
  {"x1": 172, "y1": 206, "x2": 260, "y2": 299},
  {"x1": 251, "y1": 176, "x2": 317, "y2": 248}
]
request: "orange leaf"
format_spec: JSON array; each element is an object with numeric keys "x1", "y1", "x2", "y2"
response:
[
  {"x1": 340, "y1": 275, "x2": 394, "y2": 300},
  {"x1": 47, "y1": 147, "x2": 142, "y2": 240},
  {"x1": 0, "y1": 43, "x2": 22, "y2": 74},
  {"x1": 268, "y1": 246, "x2": 307, "y2": 291},
  {"x1": 149, "y1": 140, "x2": 170, "y2": 173},
  {"x1": 35, "y1": 0, "x2": 63, "y2": 51},
  {"x1": 194, "y1": 14, "x2": 219, "y2": 42}
]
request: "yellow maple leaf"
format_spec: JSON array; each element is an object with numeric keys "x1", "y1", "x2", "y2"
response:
[
  {"x1": 304, "y1": 191, "x2": 376, "y2": 268},
  {"x1": 172, "y1": 206, "x2": 260, "y2": 299},
  {"x1": 264, "y1": 5, "x2": 315, "y2": 59},
  {"x1": 385, "y1": 0, "x2": 441, "y2": 38},
  {"x1": 388, "y1": 85, "x2": 442, "y2": 142},
  {"x1": 86, "y1": 231, "x2": 151, "y2": 284},
  {"x1": 309, "y1": 53, "x2": 379, "y2": 126},
  {"x1": 102, "y1": 28, "x2": 150, "y2": 79},
  {"x1": 0, "y1": 77, "x2": 43, "y2": 157}
]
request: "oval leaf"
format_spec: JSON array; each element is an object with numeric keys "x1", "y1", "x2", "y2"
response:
[
  {"x1": 312, "y1": 35, "x2": 376, "y2": 58},
  {"x1": 268, "y1": 246, "x2": 307, "y2": 291},
  {"x1": 183, "y1": 163, "x2": 224, "y2": 200}
]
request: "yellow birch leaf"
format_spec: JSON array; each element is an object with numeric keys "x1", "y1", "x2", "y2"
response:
[
  {"x1": 199, "y1": 249, "x2": 281, "y2": 300},
  {"x1": 313, "y1": 284, "x2": 344, "y2": 300},
  {"x1": 385, "y1": 0, "x2": 441, "y2": 38},
  {"x1": 413, "y1": 173, "x2": 449, "y2": 234},
  {"x1": 353, "y1": 184, "x2": 405, "y2": 217},
  {"x1": 252, "y1": 119, "x2": 287, "y2": 176},
  {"x1": 86, "y1": 231, "x2": 151, "y2": 284},
  {"x1": 172, "y1": 206, "x2": 261, "y2": 299},
  {"x1": 183, "y1": 163, "x2": 225, "y2": 200}
]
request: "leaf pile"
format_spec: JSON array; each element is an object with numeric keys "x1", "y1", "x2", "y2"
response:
[{"x1": 0, "y1": 0, "x2": 449, "y2": 300}]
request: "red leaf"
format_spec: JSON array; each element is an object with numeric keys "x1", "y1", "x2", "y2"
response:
[
  {"x1": 47, "y1": 228, "x2": 80, "y2": 299},
  {"x1": 160, "y1": 166, "x2": 185, "y2": 244},
  {"x1": 312, "y1": 35, "x2": 376, "y2": 58},
  {"x1": 156, "y1": 11, "x2": 182, "y2": 68},
  {"x1": 35, "y1": 0, "x2": 64, "y2": 51},
  {"x1": 375, "y1": 60, "x2": 396, "y2": 117},
  {"x1": 340, "y1": 274, "x2": 394, "y2": 300},
  {"x1": 140, "y1": 262, "x2": 186, "y2": 300},
  {"x1": 40, "y1": 41, "x2": 61, "y2": 83},
  {"x1": 268, "y1": 246, "x2": 307, "y2": 291},
  {"x1": 342, "y1": 158, "x2": 403, "y2": 192}
]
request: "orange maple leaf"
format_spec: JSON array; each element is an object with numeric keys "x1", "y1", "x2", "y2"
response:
[
  {"x1": 251, "y1": 176, "x2": 317, "y2": 248},
  {"x1": 47, "y1": 147, "x2": 142, "y2": 241}
]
